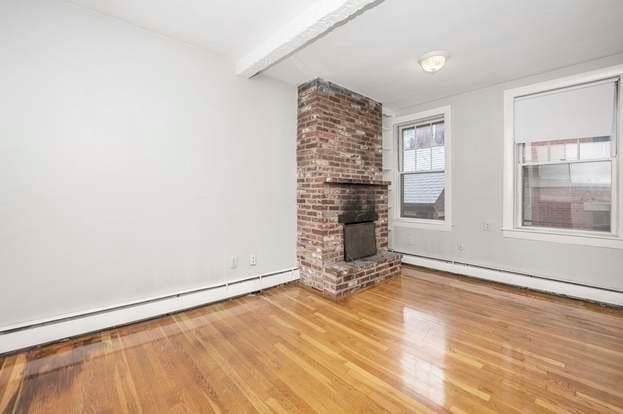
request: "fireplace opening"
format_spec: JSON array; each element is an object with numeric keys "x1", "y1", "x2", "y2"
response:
[{"x1": 344, "y1": 221, "x2": 377, "y2": 262}]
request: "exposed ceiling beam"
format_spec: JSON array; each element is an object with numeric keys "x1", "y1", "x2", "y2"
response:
[{"x1": 236, "y1": 0, "x2": 381, "y2": 78}]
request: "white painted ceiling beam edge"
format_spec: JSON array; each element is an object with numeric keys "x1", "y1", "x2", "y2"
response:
[{"x1": 236, "y1": 0, "x2": 380, "y2": 78}]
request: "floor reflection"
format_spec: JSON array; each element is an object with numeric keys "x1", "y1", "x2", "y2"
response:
[{"x1": 400, "y1": 306, "x2": 447, "y2": 406}]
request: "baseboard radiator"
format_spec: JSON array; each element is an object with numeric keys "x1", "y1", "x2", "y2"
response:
[
  {"x1": 398, "y1": 252, "x2": 623, "y2": 307},
  {"x1": 0, "y1": 268, "x2": 299, "y2": 355}
]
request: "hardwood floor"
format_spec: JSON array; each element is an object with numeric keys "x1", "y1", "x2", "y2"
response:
[{"x1": 1, "y1": 266, "x2": 623, "y2": 413}]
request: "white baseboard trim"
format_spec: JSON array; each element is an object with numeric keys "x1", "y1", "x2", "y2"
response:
[
  {"x1": 0, "y1": 268, "x2": 299, "y2": 355},
  {"x1": 401, "y1": 254, "x2": 623, "y2": 307}
]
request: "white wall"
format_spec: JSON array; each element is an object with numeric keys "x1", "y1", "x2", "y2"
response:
[
  {"x1": 0, "y1": 0, "x2": 297, "y2": 329},
  {"x1": 393, "y1": 53, "x2": 623, "y2": 293}
]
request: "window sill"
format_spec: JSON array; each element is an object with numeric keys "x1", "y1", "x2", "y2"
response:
[
  {"x1": 502, "y1": 228, "x2": 623, "y2": 249},
  {"x1": 393, "y1": 218, "x2": 452, "y2": 232}
]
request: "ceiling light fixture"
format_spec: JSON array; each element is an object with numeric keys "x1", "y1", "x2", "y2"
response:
[{"x1": 418, "y1": 50, "x2": 448, "y2": 73}]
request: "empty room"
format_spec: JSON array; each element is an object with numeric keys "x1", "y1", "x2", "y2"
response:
[{"x1": 2, "y1": 0, "x2": 623, "y2": 412}]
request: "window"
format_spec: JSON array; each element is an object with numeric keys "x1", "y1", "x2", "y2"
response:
[
  {"x1": 504, "y1": 66, "x2": 623, "y2": 248},
  {"x1": 395, "y1": 106, "x2": 451, "y2": 230}
]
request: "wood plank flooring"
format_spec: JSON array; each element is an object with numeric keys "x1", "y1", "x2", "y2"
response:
[{"x1": 1, "y1": 265, "x2": 623, "y2": 413}]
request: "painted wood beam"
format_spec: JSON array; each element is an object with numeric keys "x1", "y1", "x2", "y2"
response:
[{"x1": 236, "y1": 0, "x2": 381, "y2": 78}]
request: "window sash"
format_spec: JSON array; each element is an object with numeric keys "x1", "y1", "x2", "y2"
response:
[{"x1": 514, "y1": 154, "x2": 617, "y2": 236}]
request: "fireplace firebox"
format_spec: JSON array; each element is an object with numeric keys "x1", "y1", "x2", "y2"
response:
[{"x1": 344, "y1": 222, "x2": 377, "y2": 261}]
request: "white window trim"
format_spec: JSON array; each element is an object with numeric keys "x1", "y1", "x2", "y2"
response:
[
  {"x1": 392, "y1": 105, "x2": 452, "y2": 231},
  {"x1": 503, "y1": 64, "x2": 623, "y2": 249}
]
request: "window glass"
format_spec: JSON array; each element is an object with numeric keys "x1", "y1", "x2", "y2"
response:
[
  {"x1": 402, "y1": 128, "x2": 416, "y2": 172},
  {"x1": 521, "y1": 137, "x2": 611, "y2": 163},
  {"x1": 550, "y1": 144, "x2": 565, "y2": 161},
  {"x1": 433, "y1": 121, "x2": 444, "y2": 145},
  {"x1": 579, "y1": 137, "x2": 611, "y2": 160},
  {"x1": 416, "y1": 148, "x2": 431, "y2": 171},
  {"x1": 535, "y1": 145, "x2": 548, "y2": 162},
  {"x1": 415, "y1": 124, "x2": 432, "y2": 149},
  {"x1": 522, "y1": 161, "x2": 611, "y2": 232},
  {"x1": 431, "y1": 146, "x2": 445, "y2": 170},
  {"x1": 403, "y1": 127, "x2": 415, "y2": 150},
  {"x1": 402, "y1": 172, "x2": 446, "y2": 220},
  {"x1": 565, "y1": 143, "x2": 578, "y2": 160}
]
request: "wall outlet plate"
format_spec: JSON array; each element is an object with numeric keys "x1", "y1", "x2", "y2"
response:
[{"x1": 250, "y1": 255, "x2": 257, "y2": 266}]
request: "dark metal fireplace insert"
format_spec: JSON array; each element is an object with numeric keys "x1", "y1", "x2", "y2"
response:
[{"x1": 342, "y1": 209, "x2": 377, "y2": 262}]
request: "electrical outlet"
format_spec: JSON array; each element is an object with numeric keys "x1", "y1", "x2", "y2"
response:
[
  {"x1": 482, "y1": 222, "x2": 490, "y2": 231},
  {"x1": 231, "y1": 256, "x2": 238, "y2": 269},
  {"x1": 249, "y1": 254, "x2": 257, "y2": 266},
  {"x1": 457, "y1": 243, "x2": 464, "y2": 252}
]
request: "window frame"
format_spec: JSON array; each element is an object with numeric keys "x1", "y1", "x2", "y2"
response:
[
  {"x1": 503, "y1": 65, "x2": 623, "y2": 248},
  {"x1": 393, "y1": 106, "x2": 452, "y2": 231}
]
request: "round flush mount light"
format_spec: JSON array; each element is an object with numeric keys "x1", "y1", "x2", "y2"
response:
[{"x1": 418, "y1": 50, "x2": 448, "y2": 73}]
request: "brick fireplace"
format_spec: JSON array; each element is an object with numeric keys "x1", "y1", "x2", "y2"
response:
[{"x1": 297, "y1": 79, "x2": 401, "y2": 299}]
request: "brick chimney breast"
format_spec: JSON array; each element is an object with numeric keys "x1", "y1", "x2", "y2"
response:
[{"x1": 296, "y1": 79, "x2": 401, "y2": 299}]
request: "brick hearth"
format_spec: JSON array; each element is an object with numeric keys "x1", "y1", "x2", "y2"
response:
[{"x1": 297, "y1": 79, "x2": 401, "y2": 299}]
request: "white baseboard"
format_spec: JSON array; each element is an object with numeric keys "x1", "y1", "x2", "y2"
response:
[
  {"x1": 401, "y1": 254, "x2": 623, "y2": 307},
  {"x1": 0, "y1": 268, "x2": 299, "y2": 355}
]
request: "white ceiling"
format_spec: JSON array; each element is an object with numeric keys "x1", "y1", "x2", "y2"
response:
[
  {"x1": 71, "y1": 0, "x2": 318, "y2": 58},
  {"x1": 71, "y1": 0, "x2": 623, "y2": 110},
  {"x1": 264, "y1": 0, "x2": 623, "y2": 109}
]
